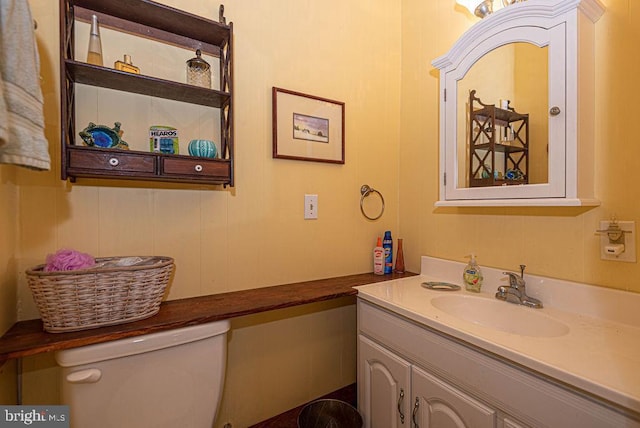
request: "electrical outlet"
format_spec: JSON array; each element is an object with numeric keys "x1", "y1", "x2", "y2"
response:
[
  {"x1": 600, "y1": 220, "x2": 636, "y2": 262},
  {"x1": 304, "y1": 194, "x2": 318, "y2": 219}
]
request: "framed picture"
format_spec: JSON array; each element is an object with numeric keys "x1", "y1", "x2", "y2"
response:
[{"x1": 272, "y1": 87, "x2": 345, "y2": 164}]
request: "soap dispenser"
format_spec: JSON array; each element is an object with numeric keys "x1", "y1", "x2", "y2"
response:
[{"x1": 463, "y1": 254, "x2": 483, "y2": 292}]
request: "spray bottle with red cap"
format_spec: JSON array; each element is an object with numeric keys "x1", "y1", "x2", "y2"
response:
[{"x1": 373, "y1": 237, "x2": 384, "y2": 275}]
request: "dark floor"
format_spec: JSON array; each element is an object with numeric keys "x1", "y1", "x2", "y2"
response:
[{"x1": 248, "y1": 383, "x2": 357, "y2": 428}]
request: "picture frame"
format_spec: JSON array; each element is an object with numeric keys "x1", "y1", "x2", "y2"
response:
[{"x1": 272, "y1": 87, "x2": 345, "y2": 164}]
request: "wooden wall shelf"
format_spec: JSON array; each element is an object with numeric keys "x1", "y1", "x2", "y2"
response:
[
  {"x1": 66, "y1": 61, "x2": 230, "y2": 108},
  {"x1": 0, "y1": 272, "x2": 416, "y2": 363},
  {"x1": 61, "y1": 0, "x2": 234, "y2": 186}
]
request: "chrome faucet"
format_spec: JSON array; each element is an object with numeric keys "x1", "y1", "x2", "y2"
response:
[{"x1": 495, "y1": 265, "x2": 543, "y2": 308}]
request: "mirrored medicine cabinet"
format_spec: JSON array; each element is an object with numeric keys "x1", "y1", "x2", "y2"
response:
[{"x1": 432, "y1": 0, "x2": 605, "y2": 207}]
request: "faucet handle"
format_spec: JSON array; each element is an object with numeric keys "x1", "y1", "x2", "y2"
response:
[{"x1": 503, "y1": 271, "x2": 525, "y2": 289}]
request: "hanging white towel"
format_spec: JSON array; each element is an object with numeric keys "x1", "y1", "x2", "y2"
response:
[{"x1": 0, "y1": 0, "x2": 50, "y2": 170}]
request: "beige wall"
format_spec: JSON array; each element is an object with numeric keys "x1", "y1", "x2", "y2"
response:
[
  {"x1": 0, "y1": 161, "x2": 17, "y2": 403},
  {"x1": 400, "y1": 0, "x2": 640, "y2": 291},
  {"x1": 18, "y1": 0, "x2": 401, "y2": 319},
  {"x1": 0, "y1": 169, "x2": 17, "y2": 338},
  {"x1": 3, "y1": 0, "x2": 640, "y2": 425},
  {"x1": 4, "y1": 0, "x2": 400, "y2": 426}
]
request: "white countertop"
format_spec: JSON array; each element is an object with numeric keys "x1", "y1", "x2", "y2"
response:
[{"x1": 355, "y1": 256, "x2": 640, "y2": 414}]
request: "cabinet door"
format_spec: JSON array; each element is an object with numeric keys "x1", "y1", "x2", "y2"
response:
[
  {"x1": 411, "y1": 365, "x2": 495, "y2": 428},
  {"x1": 67, "y1": 147, "x2": 156, "y2": 175},
  {"x1": 358, "y1": 335, "x2": 411, "y2": 428},
  {"x1": 501, "y1": 416, "x2": 530, "y2": 428},
  {"x1": 161, "y1": 157, "x2": 230, "y2": 179}
]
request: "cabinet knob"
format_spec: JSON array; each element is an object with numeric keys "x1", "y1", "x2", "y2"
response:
[
  {"x1": 549, "y1": 106, "x2": 561, "y2": 116},
  {"x1": 194, "y1": 164, "x2": 203, "y2": 172},
  {"x1": 108, "y1": 157, "x2": 119, "y2": 166}
]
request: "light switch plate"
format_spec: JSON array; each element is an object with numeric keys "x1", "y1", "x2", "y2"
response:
[
  {"x1": 304, "y1": 194, "x2": 318, "y2": 219},
  {"x1": 600, "y1": 220, "x2": 636, "y2": 262}
]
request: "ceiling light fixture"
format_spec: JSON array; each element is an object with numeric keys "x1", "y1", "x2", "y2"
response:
[
  {"x1": 456, "y1": 0, "x2": 525, "y2": 19},
  {"x1": 456, "y1": 0, "x2": 494, "y2": 18}
]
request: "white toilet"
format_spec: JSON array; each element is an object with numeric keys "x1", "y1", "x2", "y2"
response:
[{"x1": 55, "y1": 320, "x2": 230, "y2": 428}]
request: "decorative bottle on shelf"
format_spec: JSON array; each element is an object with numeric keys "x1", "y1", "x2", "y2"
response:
[
  {"x1": 114, "y1": 54, "x2": 140, "y2": 74},
  {"x1": 394, "y1": 238, "x2": 405, "y2": 273},
  {"x1": 87, "y1": 14, "x2": 103, "y2": 66},
  {"x1": 186, "y1": 49, "x2": 211, "y2": 88}
]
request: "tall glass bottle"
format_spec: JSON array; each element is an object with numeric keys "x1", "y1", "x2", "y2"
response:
[
  {"x1": 87, "y1": 14, "x2": 103, "y2": 66},
  {"x1": 394, "y1": 238, "x2": 405, "y2": 273}
]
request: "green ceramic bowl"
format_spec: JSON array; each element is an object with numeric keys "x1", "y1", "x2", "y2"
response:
[{"x1": 188, "y1": 139, "x2": 217, "y2": 158}]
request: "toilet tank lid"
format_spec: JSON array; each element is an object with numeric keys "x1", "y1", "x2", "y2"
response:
[{"x1": 55, "y1": 319, "x2": 230, "y2": 367}]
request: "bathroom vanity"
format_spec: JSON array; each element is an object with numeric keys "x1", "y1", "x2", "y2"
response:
[{"x1": 356, "y1": 257, "x2": 640, "y2": 427}]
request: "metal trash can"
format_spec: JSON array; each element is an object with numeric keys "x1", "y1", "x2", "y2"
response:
[{"x1": 297, "y1": 399, "x2": 363, "y2": 428}]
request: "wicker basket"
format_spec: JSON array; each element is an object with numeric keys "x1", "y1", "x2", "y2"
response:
[{"x1": 26, "y1": 256, "x2": 174, "y2": 333}]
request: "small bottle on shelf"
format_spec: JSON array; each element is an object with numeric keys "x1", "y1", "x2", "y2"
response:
[
  {"x1": 373, "y1": 237, "x2": 384, "y2": 275},
  {"x1": 394, "y1": 238, "x2": 405, "y2": 273},
  {"x1": 87, "y1": 14, "x2": 103, "y2": 66},
  {"x1": 114, "y1": 54, "x2": 140, "y2": 74},
  {"x1": 383, "y1": 231, "x2": 393, "y2": 274}
]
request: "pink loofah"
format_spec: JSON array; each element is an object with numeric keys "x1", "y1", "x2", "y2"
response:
[{"x1": 44, "y1": 249, "x2": 96, "y2": 272}]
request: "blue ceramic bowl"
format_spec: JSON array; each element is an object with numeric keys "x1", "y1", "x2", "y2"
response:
[{"x1": 188, "y1": 139, "x2": 217, "y2": 158}]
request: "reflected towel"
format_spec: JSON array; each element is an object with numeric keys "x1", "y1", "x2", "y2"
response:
[{"x1": 0, "y1": 0, "x2": 50, "y2": 170}]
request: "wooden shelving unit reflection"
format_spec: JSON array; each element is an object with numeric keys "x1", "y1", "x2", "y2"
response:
[{"x1": 468, "y1": 90, "x2": 528, "y2": 188}]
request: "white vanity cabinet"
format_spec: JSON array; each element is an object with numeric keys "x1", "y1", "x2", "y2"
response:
[
  {"x1": 359, "y1": 335, "x2": 497, "y2": 428},
  {"x1": 412, "y1": 365, "x2": 497, "y2": 428},
  {"x1": 357, "y1": 299, "x2": 634, "y2": 428},
  {"x1": 358, "y1": 335, "x2": 411, "y2": 427}
]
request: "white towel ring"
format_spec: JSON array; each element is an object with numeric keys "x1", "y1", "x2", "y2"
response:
[{"x1": 360, "y1": 184, "x2": 385, "y2": 220}]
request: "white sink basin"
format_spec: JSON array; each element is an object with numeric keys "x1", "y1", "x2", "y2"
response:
[{"x1": 431, "y1": 294, "x2": 569, "y2": 337}]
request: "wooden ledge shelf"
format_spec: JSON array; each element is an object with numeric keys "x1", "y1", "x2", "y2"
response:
[{"x1": 0, "y1": 272, "x2": 415, "y2": 363}]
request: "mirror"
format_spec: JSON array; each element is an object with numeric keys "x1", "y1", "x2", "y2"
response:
[
  {"x1": 432, "y1": 0, "x2": 604, "y2": 206},
  {"x1": 456, "y1": 43, "x2": 548, "y2": 189}
]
